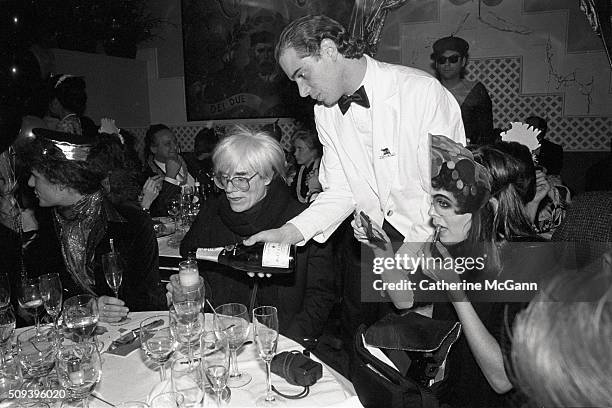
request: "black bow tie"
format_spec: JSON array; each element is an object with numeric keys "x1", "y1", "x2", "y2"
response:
[{"x1": 337, "y1": 86, "x2": 370, "y2": 115}]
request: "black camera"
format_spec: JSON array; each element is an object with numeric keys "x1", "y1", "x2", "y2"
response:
[{"x1": 271, "y1": 351, "x2": 323, "y2": 387}]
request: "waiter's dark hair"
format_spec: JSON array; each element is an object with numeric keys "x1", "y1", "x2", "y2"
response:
[{"x1": 275, "y1": 15, "x2": 366, "y2": 61}]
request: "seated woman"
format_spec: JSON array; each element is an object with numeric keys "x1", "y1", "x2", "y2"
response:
[
  {"x1": 290, "y1": 129, "x2": 323, "y2": 204},
  {"x1": 45, "y1": 74, "x2": 96, "y2": 137},
  {"x1": 180, "y1": 126, "x2": 337, "y2": 343},
  {"x1": 24, "y1": 128, "x2": 165, "y2": 322},
  {"x1": 143, "y1": 124, "x2": 197, "y2": 216},
  {"x1": 356, "y1": 136, "x2": 548, "y2": 407}
]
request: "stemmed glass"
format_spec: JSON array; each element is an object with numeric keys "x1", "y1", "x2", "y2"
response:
[
  {"x1": 214, "y1": 303, "x2": 252, "y2": 387},
  {"x1": 172, "y1": 300, "x2": 202, "y2": 362},
  {"x1": 18, "y1": 278, "x2": 43, "y2": 334},
  {"x1": 56, "y1": 341, "x2": 102, "y2": 408},
  {"x1": 171, "y1": 356, "x2": 205, "y2": 406},
  {"x1": 17, "y1": 327, "x2": 56, "y2": 389},
  {"x1": 63, "y1": 295, "x2": 99, "y2": 345},
  {"x1": 167, "y1": 196, "x2": 182, "y2": 247},
  {"x1": 140, "y1": 315, "x2": 177, "y2": 382},
  {"x1": 101, "y1": 252, "x2": 129, "y2": 325},
  {"x1": 38, "y1": 273, "x2": 63, "y2": 339},
  {"x1": 253, "y1": 306, "x2": 284, "y2": 407},
  {"x1": 201, "y1": 330, "x2": 230, "y2": 408},
  {"x1": 0, "y1": 304, "x2": 16, "y2": 364}
]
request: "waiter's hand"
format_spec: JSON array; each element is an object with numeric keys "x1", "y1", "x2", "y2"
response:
[
  {"x1": 243, "y1": 223, "x2": 304, "y2": 246},
  {"x1": 98, "y1": 295, "x2": 129, "y2": 323}
]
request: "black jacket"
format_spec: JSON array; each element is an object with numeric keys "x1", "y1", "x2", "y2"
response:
[{"x1": 180, "y1": 186, "x2": 337, "y2": 343}]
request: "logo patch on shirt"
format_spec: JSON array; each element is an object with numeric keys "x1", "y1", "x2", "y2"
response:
[{"x1": 379, "y1": 147, "x2": 396, "y2": 159}]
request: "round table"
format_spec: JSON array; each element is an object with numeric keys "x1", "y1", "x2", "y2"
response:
[{"x1": 92, "y1": 311, "x2": 359, "y2": 407}]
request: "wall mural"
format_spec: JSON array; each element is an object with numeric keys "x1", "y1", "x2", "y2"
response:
[{"x1": 181, "y1": 0, "x2": 353, "y2": 121}]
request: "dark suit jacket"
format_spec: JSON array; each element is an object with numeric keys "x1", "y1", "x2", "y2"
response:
[{"x1": 537, "y1": 138, "x2": 563, "y2": 175}]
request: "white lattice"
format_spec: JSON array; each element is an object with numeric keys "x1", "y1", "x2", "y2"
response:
[{"x1": 467, "y1": 57, "x2": 609, "y2": 151}]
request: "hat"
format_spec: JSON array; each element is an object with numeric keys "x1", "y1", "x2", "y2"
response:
[
  {"x1": 432, "y1": 36, "x2": 469, "y2": 56},
  {"x1": 431, "y1": 134, "x2": 491, "y2": 213},
  {"x1": 32, "y1": 128, "x2": 95, "y2": 161}
]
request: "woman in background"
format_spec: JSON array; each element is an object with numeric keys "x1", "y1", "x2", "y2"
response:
[
  {"x1": 432, "y1": 36, "x2": 493, "y2": 146},
  {"x1": 290, "y1": 129, "x2": 322, "y2": 204},
  {"x1": 46, "y1": 74, "x2": 96, "y2": 136}
]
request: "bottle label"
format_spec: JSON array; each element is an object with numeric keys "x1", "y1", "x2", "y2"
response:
[
  {"x1": 261, "y1": 243, "x2": 291, "y2": 268},
  {"x1": 196, "y1": 247, "x2": 223, "y2": 262}
]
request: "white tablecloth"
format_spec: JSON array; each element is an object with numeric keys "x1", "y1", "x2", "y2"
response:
[{"x1": 92, "y1": 311, "x2": 360, "y2": 407}]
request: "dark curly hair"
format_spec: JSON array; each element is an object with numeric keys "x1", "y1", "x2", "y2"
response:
[
  {"x1": 275, "y1": 15, "x2": 366, "y2": 61},
  {"x1": 50, "y1": 75, "x2": 87, "y2": 116},
  {"x1": 88, "y1": 133, "x2": 144, "y2": 206},
  {"x1": 24, "y1": 135, "x2": 103, "y2": 195}
]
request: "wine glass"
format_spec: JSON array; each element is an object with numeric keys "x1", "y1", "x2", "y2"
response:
[
  {"x1": 17, "y1": 327, "x2": 55, "y2": 389},
  {"x1": 171, "y1": 356, "x2": 205, "y2": 406},
  {"x1": 172, "y1": 300, "x2": 202, "y2": 362},
  {"x1": 150, "y1": 392, "x2": 185, "y2": 408},
  {"x1": 0, "y1": 304, "x2": 16, "y2": 364},
  {"x1": 62, "y1": 295, "x2": 99, "y2": 344},
  {"x1": 214, "y1": 303, "x2": 252, "y2": 387},
  {"x1": 101, "y1": 252, "x2": 129, "y2": 325},
  {"x1": 18, "y1": 278, "x2": 43, "y2": 334},
  {"x1": 140, "y1": 315, "x2": 176, "y2": 382},
  {"x1": 253, "y1": 306, "x2": 284, "y2": 407},
  {"x1": 0, "y1": 352, "x2": 22, "y2": 397},
  {"x1": 201, "y1": 330, "x2": 230, "y2": 408},
  {"x1": 38, "y1": 273, "x2": 63, "y2": 339},
  {"x1": 56, "y1": 341, "x2": 102, "y2": 408}
]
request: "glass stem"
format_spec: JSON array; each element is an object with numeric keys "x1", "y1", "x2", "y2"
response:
[
  {"x1": 265, "y1": 360, "x2": 274, "y2": 401},
  {"x1": 113, "y1": 289, "x2": 119, "y2": 299},
  {"x1": 158, "y1": 362, "x2": 166, "y2": 381},
  {"x1": 230, "y1": 348, "x2": 239, "y2": 376},
  {"x1": 82, "y1": 396, "x2": 89, "y2": 408},
  {"x1": 34, "y1": 312, "x2": 40, "y2": 335}
]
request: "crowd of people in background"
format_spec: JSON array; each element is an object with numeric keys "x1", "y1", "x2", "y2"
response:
[{"x1": 1, "y1": 13, "x2": 610, "y2": 408}]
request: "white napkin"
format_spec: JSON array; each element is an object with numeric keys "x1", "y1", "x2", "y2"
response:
[{"x1": 146, "y1": 379, "x2": 173, "y2": 405}]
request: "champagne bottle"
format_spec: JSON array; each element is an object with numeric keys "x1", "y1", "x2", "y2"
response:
[{"x1": 195, "y1": 242, "x2": 295, "y2": 274}]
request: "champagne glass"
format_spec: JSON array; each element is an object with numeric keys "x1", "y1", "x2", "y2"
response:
[
  {"x1": 201, "y1": 330, "x2": 230, "y2": 408},
  {"x1": 63, "y1": 295, "x2": 99, "y2": 344},
  {"x1": 253, "y1": 306, "x2": 284, "y2": 407},
  {"x1": 101, "y1": 252, "x2": 129, "y2": 325},
  {"x1": 0, "y1": 304, "x2": 16, "y2": 364},
  {"x1": 140, "y1": 315, "x2": 176, "y2": 382},
  {"x1": 167, "y1": 196, "x2": 182, "y2": 247},
  {"x1": 17, "y1": 327, "x2": 55, "y2": 389},
  {"x1": 56, "y1": 341, "x2": 102, "y2": 408},
  {"x1": 38, "y1": 273, "x2": 63, "y2": 339},
  {"x1": 18, "y1": 278, "x2": 43, "y2": 334},
  {"x1": 214, "y1": 303, "x2": 252, "y2": 387}
]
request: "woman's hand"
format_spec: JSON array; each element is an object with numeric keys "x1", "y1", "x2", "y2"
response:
[
  {"x1": 141, "y1": 176, "x2": 162, "y2": 210},
  {"x1": 98, "y1": 295, "x2": 129, "y2": 323},
  {"x1": 421, "y1": 240, "x2": 467, "y2": 301},
  {"x1": 99, "y1": 118, "x2": 120, "y2": 134}
]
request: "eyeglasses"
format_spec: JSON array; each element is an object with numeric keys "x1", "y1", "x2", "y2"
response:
[
  {"x1": 214, "y1": 173, "x2": 258, "y2": 192},
  {"x1": 436, "y1": 55, "x2": 461, "y2": 65}
]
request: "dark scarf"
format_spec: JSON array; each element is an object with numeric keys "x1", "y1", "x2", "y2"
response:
[
  {"x1": 218, "y1": 178, "x2": 291, "y2": 238},
  {"x1": 54, "y1": 190, "x2": 105, "y2": 295}
]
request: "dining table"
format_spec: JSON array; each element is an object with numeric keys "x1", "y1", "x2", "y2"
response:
[{"x1": 9, "y1": 311, "x2": 363, "y2": 408}]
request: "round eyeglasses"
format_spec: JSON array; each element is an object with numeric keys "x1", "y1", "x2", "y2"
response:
[
  {"x1": 436, "y1": 55, "x2": 461, "y2": 65},
  {"x1": 214, "y1": 173, "x2": 258, "y2": 192}
]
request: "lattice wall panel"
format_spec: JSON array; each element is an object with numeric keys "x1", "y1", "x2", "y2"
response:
[
  {"x1": 127, "y1": 120, "x2": 299, "y2": 158},
  {"x1": 466, "y1": 57, "x2": 609, "y2": 151}
]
